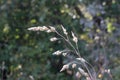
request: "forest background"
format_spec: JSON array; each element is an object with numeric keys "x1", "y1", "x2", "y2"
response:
[{"x1": 0, "y1": 0, "x2": 120, "y2": 80}]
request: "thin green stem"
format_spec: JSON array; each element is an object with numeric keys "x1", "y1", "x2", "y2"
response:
[
  {"x1": 76, "y1": 43, "x2": 81, "y2": 57},
  {"x1": 83, "y1": 62, "x2": 94, "y2": 80},
  {"x1": 66, "y1": 36, "x2": 81, "y2": 57}
]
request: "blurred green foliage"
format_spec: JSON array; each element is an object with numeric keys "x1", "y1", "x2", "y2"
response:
[{"x1": 0, "y1": 0, "x2": 120, "y2": 80}]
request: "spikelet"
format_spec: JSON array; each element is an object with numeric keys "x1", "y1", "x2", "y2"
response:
[
  {"x1": 86, "y1": 77, "x2": 91, "y2": 80},
  {"x1": 62, "y1": 52, "x2": 67, "y2": 56},
  {"x1": 76, "y1": 71, "x2": 81, "y2": 78},
  {"x1": 50, "y1": 37, "x2": 58, "y2": 42},
  {"x1": 72, "y1": 63, "x2": 77, "y2": 68},
  {"x1": 28, "y1": 26, "x2": 49, "y2": 31},
  {"x1": 49, "y1": 26, "x2": 56, "y2": 32},
  {"x1": 71, "y1": 31, "x2": 78, "y2": 43},
  {"x1": 61, "y1": 25, "x2": 68, "y2": 35},
  {"x1": 78, "y1": 67, "x2": 88, "y2": 76},
  {"x1": 76, "y1": 58, "x2": 86, "y2": 63},
  {"x1": 60, "y1": 64, "x2": 69, "y2": 72},
  {"x1": 52, "y1": 50, "x2": 62, "y2": 55}
]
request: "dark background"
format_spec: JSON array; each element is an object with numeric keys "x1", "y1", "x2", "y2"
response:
[{"x1": 0, "y1": 0, "x2": 120, "y2": 80}]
